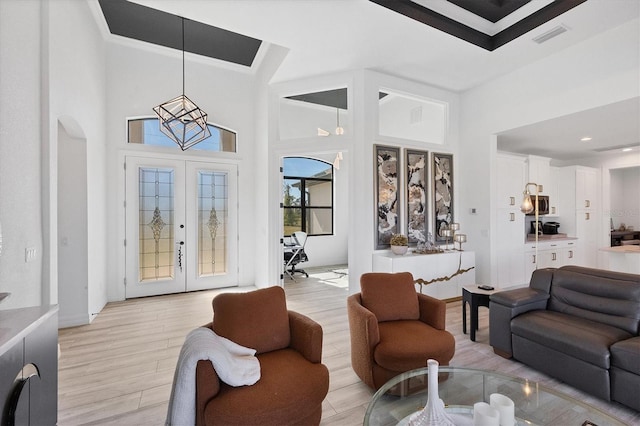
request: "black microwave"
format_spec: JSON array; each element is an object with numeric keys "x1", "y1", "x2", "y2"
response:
[{"x1": 526, "y1": 195, "x2": 549, "y2": 215}]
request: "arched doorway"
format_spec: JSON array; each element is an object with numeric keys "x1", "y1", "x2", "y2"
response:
[{"x1": 57, "y1": 117, "x2": 89, "y2": 327}]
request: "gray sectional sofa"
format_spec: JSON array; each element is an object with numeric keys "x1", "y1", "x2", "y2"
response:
[{"x1": 489, "y1": 265, "x2": 640, "y2": 411}]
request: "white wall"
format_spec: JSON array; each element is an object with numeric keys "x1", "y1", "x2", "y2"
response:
[
  {"x1": 459, "y1": 18, "x2": 640, "y2": 284},
  {"x1": 610, "y1": 166, "x2": 640, "y2": 231},
  {"x1": 352, "y1": 70, "x2": 460, "y2": 294},
  {"x1": 0, "y1": 0, "x2": 43, "y2": 310},
  {"x1": 57, "y1": 124, "x2": 89, "y2": 326},
  {"x1": 104, "y1": 42, "x2": 260, "y2": 300},
  {"x1": 47, "y1": 0, "x2": 108, "y2": 321}
]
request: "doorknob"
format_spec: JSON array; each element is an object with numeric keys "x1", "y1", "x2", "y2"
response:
[{"x1": 180, "y1": 224, "x2": 184, "y2": 229}]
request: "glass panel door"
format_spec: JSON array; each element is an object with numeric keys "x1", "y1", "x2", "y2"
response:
[
  {"x1": 186, "y1": 162, "x2": 238, "y2": 291},
  {"x1": 126, "y1": 157, "x2": 186, "y2": 297},
  {"x1": 125, "y1": 157, "x2": 237, "y2": 298}
]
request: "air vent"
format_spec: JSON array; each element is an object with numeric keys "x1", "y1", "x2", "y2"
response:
[{"x1": 532, "y1": 25, "x2": 569, "y2": 44}]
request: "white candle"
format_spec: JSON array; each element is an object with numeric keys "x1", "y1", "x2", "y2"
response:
[
  {"x1": 473, "y1": 402, "x2": 500, "y2": 426},
  {"x1": 490, "y1": 393, "x2": 515, "y2": 426}
]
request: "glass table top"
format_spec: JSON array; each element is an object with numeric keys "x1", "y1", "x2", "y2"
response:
[{"x1": 364, "y1": 366, "x2": 626, "y2": 426}]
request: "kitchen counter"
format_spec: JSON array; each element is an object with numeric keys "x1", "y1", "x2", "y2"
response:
[
  {"x1": 600, "y1": 245, "x2": 640, "y2": 274},
  {"x1": 600, "y1": 245, "x2": 640, "y2": 253}
]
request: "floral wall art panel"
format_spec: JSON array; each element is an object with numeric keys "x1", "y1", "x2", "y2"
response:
[
  {"x1": 433, "y1": 152, "x2": 453, "y2": 242},
  {"x1": 406, "y1": 149, "x2": 428, "y2": 244},
  {"x1": 375, "y1": 145, "x2": 400, "y2": 249}
]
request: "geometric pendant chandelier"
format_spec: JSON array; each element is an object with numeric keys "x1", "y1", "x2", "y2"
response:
[{"x1": 153, "y1": 17, "x2": 211, "y2": 150}]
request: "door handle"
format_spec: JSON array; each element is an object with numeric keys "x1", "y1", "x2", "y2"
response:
[
  {"x1": 585, "y1": 212, "x2": 590, "y2": 221},
  {"x1": 177, "y1": 241, "x2": 184, "y2": 272},
  {"x1": 532, "y1": 254, "x2": 536, "y2": 264},
  {"x1": 569, "y1": 250, "x2": 573, "y2": 259},
  {"x1": 5, "y1": 364, "x2": 40, "y2": 426},
  {"x1": 552, "y1": 252, "x2": 557, "y2": 261},
  {"x1": 510, "y1": 197, "x2": 515, "y2": 206},
  {"x1": 585, "y1": 200, "x2": 590, "y2": 208},
  {"x1": 509, "y1": 213, "x2": 515, "y2": 222}
]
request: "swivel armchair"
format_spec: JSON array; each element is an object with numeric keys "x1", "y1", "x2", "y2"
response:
[
  {"x1": 196, "y1": 286, "x2": 329, "y2": 425},
  {"x1": 347, "y1": 272, "x2": 455, "y2": 390}
]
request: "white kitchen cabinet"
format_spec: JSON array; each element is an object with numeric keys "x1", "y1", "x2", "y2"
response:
[
  {"x1": 496, "y1": 209, "x2": 526, "y2": 287},
  {"x1": 576, "y1": 210, "x2": 598, "y2": 266},
  {"x1": 547, "y1": 166, "x2": 560, "y2": 216},
  {"x1": 524, "y1": 239, "x2": 579, "y2": 278},
  {"x1": 576, "y1": 167, "x2": 598, "y2": 210},
  {"x1": 526, "y1": 155, "x2": 551, "y2": 195},
  {"x1": 497, "y1": 153, "x2": 527, "y2": 208},
  {"x1": 557, "y1": 166, "x2": 600, "y2": 267},
  {"x1": 495, "y1": 153, "x2": 527, "y2": 288}
]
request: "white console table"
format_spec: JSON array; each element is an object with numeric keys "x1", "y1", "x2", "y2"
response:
[{"x1": 372, "y1": 250, "x2": 476, "y2": 300}]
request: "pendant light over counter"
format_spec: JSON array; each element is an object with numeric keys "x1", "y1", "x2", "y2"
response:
[{"x1": 153, "y1": 17, "x2": 211, "y2": 151}]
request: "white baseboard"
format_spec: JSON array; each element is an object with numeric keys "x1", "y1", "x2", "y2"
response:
[{"x1": 58, "y1": 312, "x2": 93, "y2": 328}]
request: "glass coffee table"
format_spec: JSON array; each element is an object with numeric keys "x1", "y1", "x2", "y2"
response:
[{"x1": 364, "y1": 367, "x2": 626, "y2": 426}]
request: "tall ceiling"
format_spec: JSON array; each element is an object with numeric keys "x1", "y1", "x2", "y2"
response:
[{"x1": 98, "y1": 0, "x2": 639, "y2": 160}]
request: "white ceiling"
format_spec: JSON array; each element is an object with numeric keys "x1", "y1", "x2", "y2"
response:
[
  {"x1": 125, "y1": 0, "x2": 639, "y2": 159},
  {"x1": 497, "y1": 97, "x2": 640, "y2": 161}
]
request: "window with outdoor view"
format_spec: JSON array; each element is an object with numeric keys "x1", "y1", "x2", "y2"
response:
[
  {"x1": 283, "y1": 157, "x2": 333, "y2": 236},
  {"x1": 128, "y1": 117, "x2": 237, "y2": 152}
]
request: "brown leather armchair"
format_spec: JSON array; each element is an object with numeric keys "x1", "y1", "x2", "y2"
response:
[
  {"x1": 347, "y1": 272, "x2": 455, "y2": 390},
  {"x1": 196, "y1": 286, "x2": 329, "y2": 425}
]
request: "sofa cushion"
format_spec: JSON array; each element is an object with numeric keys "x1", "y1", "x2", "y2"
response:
[
  {"x1": 360, "y1": 272, "x2": 419, "y2": 322},
  {"x1": 374, "y1": 320, "x2": 455, "y2": 371},
  {"x1": 511, "y1": 310, "x2": 632, "y2": 369},
  {"x1": 549, "y1": 267, "x2": 640, "y2": 335},
  {"x1": 204, "y1": 348, "x2": 329, "y2": 425},
  {"x1": 611, "y1": 337, "x2": 640, "y2": 375},
  {"x1": 212, "y1": 287, "x2": 290, "y2": 354}
]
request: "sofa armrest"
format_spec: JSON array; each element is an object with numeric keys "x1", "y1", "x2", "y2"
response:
[
  {"x1": 489, "y1": 288, "x2": 549, "y2": 357},
  {"x1": 347, "y1": 293, "x2": 380, "y2": 389},
  {"x1": 417, "y1": 293, "x2": 446, "y2": 330},
  {"x1": 288, "y1": 310, "x2": 324, "y2": 364},
  {"x1": 195, "y1": 359, "x2": 221, "y2": 426}
]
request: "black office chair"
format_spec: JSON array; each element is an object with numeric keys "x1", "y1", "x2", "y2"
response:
[{"x1": 284, "y1": 231, "x2": 309, "y2": 281}]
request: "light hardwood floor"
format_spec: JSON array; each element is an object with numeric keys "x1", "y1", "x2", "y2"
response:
[{"x1": 58, "y1": 267, "x2": 639, "y2": 425}]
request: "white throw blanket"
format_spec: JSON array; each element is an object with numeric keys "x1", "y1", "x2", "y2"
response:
[{"x1": 165, "y1": 327, "x2": 261, "y2": 426}]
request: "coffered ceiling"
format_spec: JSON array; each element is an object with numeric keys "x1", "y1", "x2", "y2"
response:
[
  {"x1": 96, "y1": 0, "x2": 639, "y2": 160},
  {"x1": 370, "y1": 0, "x2": 587, "y2": 51}
]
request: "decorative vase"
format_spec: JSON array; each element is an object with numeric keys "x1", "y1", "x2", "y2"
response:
[
  {"x1": 409, "y1": 359, "x2": 456, "y2": 426},
  {"x1": 391, "y1": 245, "x2": 408, "y2": 255}
]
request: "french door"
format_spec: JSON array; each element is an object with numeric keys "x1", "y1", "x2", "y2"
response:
[{"x1": 125, "y1": 156, "x2": 238, "y2": 298}]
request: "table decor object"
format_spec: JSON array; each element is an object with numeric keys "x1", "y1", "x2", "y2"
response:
[
  {"x1": 407, "y1": 359, "x2": 455, "y2": 426},
  {"x1": 473, "y1": 402, "x2": 500, "y2": 425},
  {"x1": 390, "y1": 234, "x2": 409, "y2": 255},
  {"x1": 490, "y1": 393, "x2": 515, "y2": 426}
]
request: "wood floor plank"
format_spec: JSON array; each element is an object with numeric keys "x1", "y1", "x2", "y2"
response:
[{"x1": 57, "y1": 268, "x2": 639, "y2": 425}]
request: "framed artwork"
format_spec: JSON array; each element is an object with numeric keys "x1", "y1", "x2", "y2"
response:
[
  {"x1": 433, "y1": 152, "x2": 453, "y2": 242},
  {"x1": 406, "y1": 149, "x2": 428, "y2": 244},
  {"x1": 374, "y1": 145, "x2": 400, "y2": 249}
]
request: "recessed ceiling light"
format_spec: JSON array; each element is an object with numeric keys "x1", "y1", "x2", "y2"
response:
[
  {"x1": 622, "y1": 148, "x2": 633, "y2": 152},
  {"x1": 580, "y1": 137, "x2": 592, "y2": 142}
]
